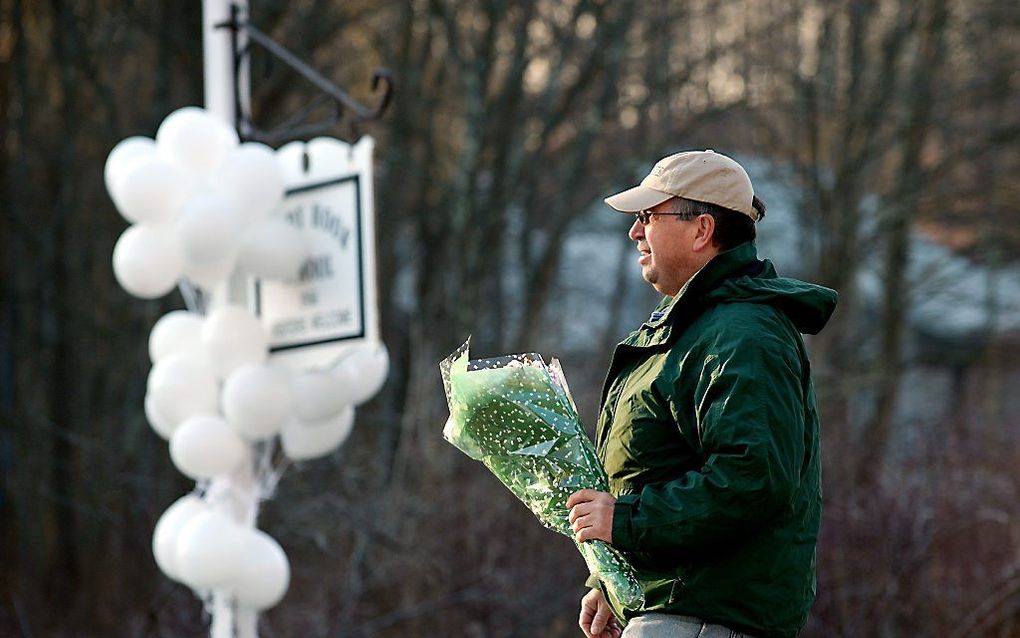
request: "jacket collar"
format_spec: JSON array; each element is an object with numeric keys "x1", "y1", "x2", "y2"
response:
[{"x1": 623, "y1": 241, "x2": 762, "y2": 349}]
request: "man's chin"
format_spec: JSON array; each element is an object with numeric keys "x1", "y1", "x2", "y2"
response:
[{"x1": 641, "y1": 267, "x2": 656, "y2": 286}]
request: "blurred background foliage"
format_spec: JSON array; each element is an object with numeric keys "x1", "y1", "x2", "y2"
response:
[{"x1": 1, "y1": 0, "x2": 1019, "y2": 636}]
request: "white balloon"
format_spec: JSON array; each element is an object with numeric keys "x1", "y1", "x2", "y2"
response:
[
  {"x1": 115, "y1": 155, "x2": 194, "y2": 224},
  {"x1": 157, "y1": 106, "x2": 239, "y2": 175},
  {"x1": 233, "y1": 529, "x2": 290, "y2": 610},
  {"x1": 218, "y1": 143, "x2": 285, "y2": 220},
  {"x1": 147, "y1": 353, "x2": 219, "y2": 429},
  {"x1": 280, "y1": 407, "x2": 355, "y2": 461},
  {"x1": 237, "y1": 218, "x2": 307, "y2": 280},
  {"x1": 152, "y1": 494, "x2": 208, "y2": 581},
  {"x1": 290, "y1": 369, "x2": 355, "y2": 421},
  {"x1": 336, "y1": 342, "x2": 390, "y2": 406},
  {"x1": 222, "y1": 365, "x2": 293, "y2": 440},
  {"x1": 112, "y1": 224, "x2": 184, "y2": 299},
  {"x1": 169, "y1": 415, "x2": 248, "y2": 480},
  {"x1": 147, "y1": 350, "x2": 215, "y2": 392},
  {"x1": 149, "y1": 310, "x2": 205, "y2": 363},
  {"x1": 151, "y1": 382, "x2": 218, "y2": 431},
  {"x1": 182, "y1": 251, "x2": 237, "y2": 290},
  {"x1": 201, "y1": 306, "x2": 268, "y2": 378},
  {"x1": 105, "y1": 137, "x2": 157, "y2": 209},
  {"x1": 175, "y1": 192, "x2": 243, "y2": 266},
  {"x1": 175, "y1": 509, "x2": 244, "y2": 590},
  {"x1": 144, "y1": 393, "x2": 177, "y2": 440}
]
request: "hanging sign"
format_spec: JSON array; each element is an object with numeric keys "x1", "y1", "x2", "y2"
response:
[{"x1": 252, "y1": 136, "x2": 380, "y2": 370}]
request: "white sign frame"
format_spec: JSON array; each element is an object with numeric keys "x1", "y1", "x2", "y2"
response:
[{"x1": 251, "y1": 136, "x2": 380, "y2": 371}]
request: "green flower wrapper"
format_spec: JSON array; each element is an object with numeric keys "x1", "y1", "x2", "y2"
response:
[{"x1": 440, "y1": 339, "x2": 644, "y2": 610}]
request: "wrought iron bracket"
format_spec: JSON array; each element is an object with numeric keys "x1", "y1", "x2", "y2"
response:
[{"x1": 216, "y1": 4, "x2": 393, "y2": 145}]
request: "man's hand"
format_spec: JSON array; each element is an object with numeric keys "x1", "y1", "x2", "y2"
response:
[
  {"x1": 579, "y1": 588, "x2": 622, "y2": 638},
  {"x1": 567, "y1": 489, "x2": 616, "y2": 544}
]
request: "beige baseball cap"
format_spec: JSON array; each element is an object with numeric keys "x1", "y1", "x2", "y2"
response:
[{"x1": 604, "y1": 149, "x2": 757, "y2": 220}]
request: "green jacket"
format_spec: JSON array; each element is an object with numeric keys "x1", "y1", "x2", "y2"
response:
[{"x1": 592, "y1": 241, "x2": 837, "y2": 638}]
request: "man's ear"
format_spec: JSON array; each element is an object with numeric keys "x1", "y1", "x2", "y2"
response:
[{"x1": 692, "y1": 214, "x2": 716, "y2": 252}]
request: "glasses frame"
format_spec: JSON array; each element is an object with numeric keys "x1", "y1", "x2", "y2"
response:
[{"x1": 635, "y1": 210, "x2": 693, "y2": 225}]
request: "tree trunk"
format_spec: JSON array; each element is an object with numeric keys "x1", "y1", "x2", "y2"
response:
[{"x1": 856, "y1": 0, "x2": 948, "y2": 484}]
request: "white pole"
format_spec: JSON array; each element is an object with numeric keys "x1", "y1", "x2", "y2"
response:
[
  {"x1": 204, "y1": 0, "x2": 252, "y2": 309},
  {"x1": 202, "y1": 3, "x2": 258, "y2": 638},
  {"x1": 203, "y1": 0, "x2": 244, "y2": 126}
]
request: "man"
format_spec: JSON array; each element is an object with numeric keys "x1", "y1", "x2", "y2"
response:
[{"x1": 566, "y1": 150, "x2": 837, "y2": 638}]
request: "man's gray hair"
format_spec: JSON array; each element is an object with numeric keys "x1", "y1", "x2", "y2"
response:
[{"x1": 666, "y1": 196, "x2": 766, "y2": 250}]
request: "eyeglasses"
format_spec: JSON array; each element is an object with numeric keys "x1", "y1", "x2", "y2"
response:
[{"x1": 635, "y1": 210, "x2": 692, "y2": 225}]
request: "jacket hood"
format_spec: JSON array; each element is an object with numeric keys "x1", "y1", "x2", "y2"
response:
[
  {"x1": 638, "y1": 242, "x2": 837, "y2": 341},
  {"x1": 707, "y1": 271, "x2": 838, "y2": 335}
]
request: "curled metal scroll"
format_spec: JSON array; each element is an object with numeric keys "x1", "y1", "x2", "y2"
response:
[{"x1": 217, "y1": 4, "x2": 394, "y2": 145}]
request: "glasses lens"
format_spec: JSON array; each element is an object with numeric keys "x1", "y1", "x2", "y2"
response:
[{"x1": 637, "y1": 211, "x2": 650, "y2": 224}]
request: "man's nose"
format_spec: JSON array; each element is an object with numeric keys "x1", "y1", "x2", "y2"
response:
[{"x1": 628, "y1": 217, "x2": 644, "y2": 241}]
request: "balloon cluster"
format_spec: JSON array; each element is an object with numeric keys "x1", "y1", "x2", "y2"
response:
[
  {"x1": 105, "y1": 107, "x2": 390, "y2": 614},
  {"x1": 105, "y1": 106, "x2": 306, "y2": 297},
  {"x1": 146, "y1": 308, "x2": 388, "y2": 462},
  {"x1": 145, "y1": 307, "x2": 387, "y2": 610}
]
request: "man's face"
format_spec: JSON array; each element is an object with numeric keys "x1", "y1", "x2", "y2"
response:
[{"x1": 627, "y1": 199, "x2": 711, "y2": 296}]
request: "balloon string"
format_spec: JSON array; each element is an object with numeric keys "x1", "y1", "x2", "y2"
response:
[{"x1": 179, "y1": 279, "x2": 207, "y2": 315}]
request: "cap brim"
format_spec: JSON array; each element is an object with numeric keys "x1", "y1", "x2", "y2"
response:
[{"x1": 604, "y1": 185, "x2": 673, "y2": 213}]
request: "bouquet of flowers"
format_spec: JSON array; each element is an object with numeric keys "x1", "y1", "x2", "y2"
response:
[{"x1": 440, "y1": 339, "x2": 644, "y2": 610}]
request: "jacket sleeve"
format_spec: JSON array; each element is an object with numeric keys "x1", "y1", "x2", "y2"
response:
[{"x1": 610, "y1": 324, "x2": 807, "y2": 553}]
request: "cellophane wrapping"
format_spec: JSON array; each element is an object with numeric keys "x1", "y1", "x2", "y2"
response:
[{"x1": 440, "y1": 339, "x2": 644, "y2": 610}]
